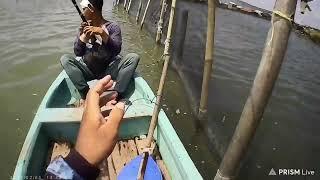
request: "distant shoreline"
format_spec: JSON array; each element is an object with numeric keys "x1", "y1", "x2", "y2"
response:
[
  {"x1": 218, "y1": 2, "x2": 272, "y2": 20},
  {"x1": 216, "y1": 1, "x2": 320, "y2": 44}
]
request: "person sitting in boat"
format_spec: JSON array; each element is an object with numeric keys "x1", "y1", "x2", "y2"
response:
[
  {"x1": 45, "y1": 76, "x2": 125, "y2": 179},
  {"x1": 60, "y1": 0, "x2": 139, "y2": 100}
]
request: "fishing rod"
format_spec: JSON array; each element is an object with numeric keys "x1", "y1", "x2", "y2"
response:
[{"x1": 71, "y1": 0, "x2": 87, "y2": 22}]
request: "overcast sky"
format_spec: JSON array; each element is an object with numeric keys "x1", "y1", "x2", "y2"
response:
[{"x1": 241, "y1": 0, "x2": 320, "y2": 29}]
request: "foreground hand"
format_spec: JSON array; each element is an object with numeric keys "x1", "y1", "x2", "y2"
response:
[{"x1": 75, "y1": 75, "x2": 125, "y2": 165}]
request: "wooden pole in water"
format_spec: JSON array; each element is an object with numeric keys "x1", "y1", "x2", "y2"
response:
[
  {"x1": 127, "y1": 0, "x2": 132, "y2": 13},
  {"x1": 155, "y1": 0, "x2": 167, "y2": 43},
  {"x1": 198, "y1": 0, "x2": 216, "y2": 119},
  {"x1": 140, "y1": 0, "x2": 152, "y2": 29},
  {"x1": 123, "y1": 0, "x2": 127, "y2": 9},
  {"x1": 136, "y1": 0, "x2": 143, "y2": 24},
  {"x1": 146, "y1": 0, "x2": 176, "y2": 149},
  {"x1": 137, "y1": 0, "x2": 177, "y2": 178},
  {"x1": 214, "y1": 0, "x2": 297, "y2": 179},
  {"x1": 145, "y1": 0, "x2": 176, "y2": 149}
]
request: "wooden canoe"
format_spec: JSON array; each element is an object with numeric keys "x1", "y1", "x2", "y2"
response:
[{"x1": 13, "y1": 71, "x2": 202, "y2": 180}]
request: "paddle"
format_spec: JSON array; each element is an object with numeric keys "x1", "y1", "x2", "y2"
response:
[{"x1": 71, "y1": 0, "x2": 87, "y2": 23}]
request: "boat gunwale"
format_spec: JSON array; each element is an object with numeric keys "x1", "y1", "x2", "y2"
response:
[{"x1": 13, "y1": 71, "x2": 67, "y2": 179}]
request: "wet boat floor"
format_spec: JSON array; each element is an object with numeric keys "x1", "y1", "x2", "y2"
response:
[{"x1": 47, "y1": 136, "x2": 170, "y2": 180}]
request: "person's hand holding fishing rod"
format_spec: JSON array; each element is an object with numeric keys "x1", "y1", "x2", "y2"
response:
[
  {"x1": 77, "y1": 0, "x2": 109, "y2": 44},
  {"x1": 79, "y1": 20, "x2": 103, "y2": 43},
  {"x1": 83, "y1": 24, "x2": 109, "y2": 43},
  {"x1": 79, "y1": 20, "x2": 109, "y2": 43},
  {"x1": 71, "y1": 0, "x2": 94, "y2": 43},
  {"x1": 79, "y1": 21, "x2": 92, "y2": 43}
]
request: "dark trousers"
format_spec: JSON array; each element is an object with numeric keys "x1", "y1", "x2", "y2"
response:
[{"x1": 60, "y1": 53, "x2": 140, "y2": 99}]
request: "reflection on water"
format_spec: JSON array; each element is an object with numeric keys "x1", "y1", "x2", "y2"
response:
[{"x1": 0, "y1": 0, "x2": 217, "y2": 179}]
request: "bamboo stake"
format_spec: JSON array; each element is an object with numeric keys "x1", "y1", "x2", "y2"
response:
[
  {"x1": 146, "y1": 0, "x2": 177, "y2": 147},
  {"x1": 136, "y1": 0, "x2": 143, "y2": 24},
  {"x1": 155, "y1": 0, "x2": 167, "y2": 43},
  {"x1": 140, "y1": 0, "x2": 152, "y2": 29},
  {"x1": 127, "y1": 0, "x2": 132, "y2": 12},
  {"x1": 214, "y1": 0, "x2": 297, "y2": 179},
  {"x1": 198, "y1": 0, "x2": 216, "y2": 119},
  {"x1": 123, "y1": 0, "x2": 127, "y2": 9},
  {"x1": 137, "y1": 0, "x2": 177, "y2": 178}
]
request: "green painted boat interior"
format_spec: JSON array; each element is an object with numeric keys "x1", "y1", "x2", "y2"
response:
[
  {"x1": 14, "y1": 71, "x2": 202, "y2": 180},
  {"x1": 46, "y1": 78, "x2": 81, "y2": 108}
]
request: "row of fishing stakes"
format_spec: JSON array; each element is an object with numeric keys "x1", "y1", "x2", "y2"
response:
[
  {"x1": 135, "y1": 0, "x2": 143, "y2": 24},
  {"x1": 140, "y1": 0, "x2": 168, "y2": 43},
  {"x1": 114, "y1": 0, "x2": 167, "y2": 43},
  {"x1": 114, "y1": 0, "x2": 145, "y2": 27},
  {"x1": 197, "y1": 0, "x2": 298, "y2": 179},
  {"x1": 118, "y1": 0, "x2": 152, "y2": 29},
  {"x1": 156, "y1": 0, "x2": 167, "y2": 43},
  {"x1": 122, "y1": 0, "x2": 132, "y2": 12}
]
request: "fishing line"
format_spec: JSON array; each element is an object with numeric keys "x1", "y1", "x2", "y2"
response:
[{"x1": 123, "y1": 94, "x2": 162, "y2": 113}]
